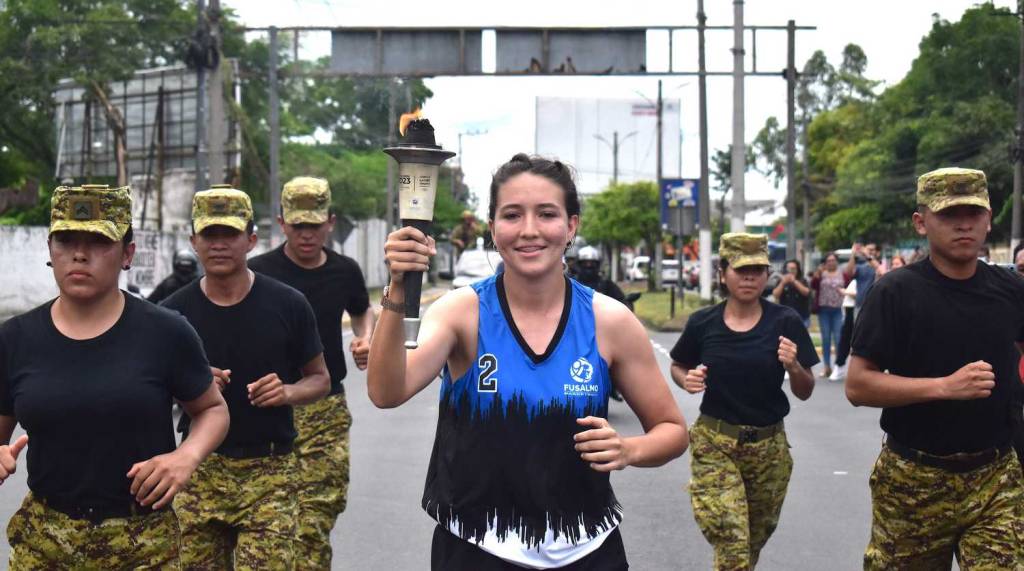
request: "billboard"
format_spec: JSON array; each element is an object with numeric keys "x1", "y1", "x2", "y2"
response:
[
  {"x1": 496, "y1": 29, "x2": 645, "y2": 75},
  {"x1": 534, "y1": 97, "x2": 682, "y2": 196},
  {"x1": 331, "y1": 29, "x2": 482, "y2": 76}
]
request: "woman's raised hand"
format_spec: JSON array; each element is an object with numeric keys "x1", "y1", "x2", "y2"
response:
[{"x1": 384, "y1": 227, "x2": 436, "y2": 281}]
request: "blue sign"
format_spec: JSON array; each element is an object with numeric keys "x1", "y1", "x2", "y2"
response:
[{"x1": 660, "y1": 178, "x2": 700, "y2": 227}]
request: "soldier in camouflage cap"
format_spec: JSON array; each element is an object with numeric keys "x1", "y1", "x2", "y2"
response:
[
  {"x1": 0, "y1": 182, "x2": 230, "y2": 569},
  {"x1": 671, "y1": 232, "x2": 818, "y2": 569},
  {"x1": 168, "y1": 184, "x2": 331, "y2": 569},
  {"x1": 49, "y1": 183, "x2": 133, "y2": 242},
  {"x1": 282, "y1": 176, "x2": 331, "y2": 225},
  {"x1": 847, "y1": 166, "x2": 1024, "y2": 568},
  {"x1": 250, "y1": 175, "x2": 373, "y2": 569},
  {"x1": 192, "y1": 184, "x2": 254, "y2": 235},
  {"x1": 719, "y1": 232, "x2": 770, "y2": 269},
  {"x1": 916, "y1": 166, "x2": 990, "y2": 212}
]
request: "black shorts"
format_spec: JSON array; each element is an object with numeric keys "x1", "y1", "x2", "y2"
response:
[{"x1": 430, "y1": 525, "x2": 629, "y2": 570}]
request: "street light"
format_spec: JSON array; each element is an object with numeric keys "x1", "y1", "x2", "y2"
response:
[
  {"x1": 594, "y1": 131, "x2": 637, "y2": 186},
  {"x1": 452, "y1": 129, "x2": 488, "y2": 199}
]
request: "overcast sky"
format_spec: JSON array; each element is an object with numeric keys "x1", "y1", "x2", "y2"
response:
[{"x1": 224, "y1": 0, "x2": 1015, "y2": 220}]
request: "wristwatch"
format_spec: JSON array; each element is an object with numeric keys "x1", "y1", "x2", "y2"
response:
[{"x1": 381, "y1": 285, "x2": 406, "y2": 314}]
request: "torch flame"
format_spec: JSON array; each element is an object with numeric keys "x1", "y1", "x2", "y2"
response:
[{"x1": 398, "y1": 108, "x2": 423, "y2": 137}]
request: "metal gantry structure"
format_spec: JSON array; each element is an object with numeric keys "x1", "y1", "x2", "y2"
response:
[{"x1": 235, "y1": 15, "x2": 815, "y2": 299}]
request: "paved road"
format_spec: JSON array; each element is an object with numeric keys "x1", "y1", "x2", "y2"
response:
[{"x1": 0, "y1": 326, "x2": 886, "y2": 570}]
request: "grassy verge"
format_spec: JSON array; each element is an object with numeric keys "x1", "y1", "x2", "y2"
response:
[{"x1": 626, "y1": 284, "x2": 712, "y2": 331}]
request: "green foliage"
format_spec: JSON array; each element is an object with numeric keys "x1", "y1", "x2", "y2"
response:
[
  {"x1": 0, "y1": 0, "x2": 193, "y2": 196},
  {"x1": 580, "y1": 181, "x2": 662, "y2": 290},
  {"x1": 0, "y1": 2, "x2": 464, "y2": 224},
  {"x1": 814, "y1": 203, "x2": 885, "y2": 251}
]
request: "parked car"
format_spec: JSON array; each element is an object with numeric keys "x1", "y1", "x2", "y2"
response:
[
  {"x1": 661, "y1": 260, "x2": 680, "y2": 286},
  {"x1": 452, "y1": 249, "x2": 504, "y2": 288},
  {"x1": 625, "y1": 255, "x2": 650, "y2": 282},
  {"x1": 681, "y1": 260, "x2": 700, "y2": 289},
  {"x1": 625, "y1": 255, "x2": 682, "y2": 286}
]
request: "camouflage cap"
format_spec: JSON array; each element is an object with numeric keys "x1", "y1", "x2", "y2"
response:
[
  {"x1": 917, "y1": 167, "x2": 990, "y2": 212},
  {"x1": 192, "y1": 185, "x2": 253, "y2": 234},
  {"x1": 49, "y1": 184, "x2": 132, "y2": 242},
  {"x1": 282, "y1": 176, "x2": 331, "y2": 224},
  {"x1": 719, "y1": 232, "x2": 770, "y2": 269}
]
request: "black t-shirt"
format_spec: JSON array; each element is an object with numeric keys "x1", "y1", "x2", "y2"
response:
[
  {"x1": 162, "y1": 274, "x2": 323, "y2": 448},
  {"x1": 671, "y1": 298, "x2": 819, "y2": 426},
  {"x1": 851, "y1": 257, "x2": 1024, "y2": 455},
  {"x1": 248, "y1": 245, "x2": 370, "y2": 395},
  {"x1": 0, "y1": 294, "x2": 211, "y2": 509},
  {"x1": 777, "y1": 278, "x2": 810, "y2": 319}
]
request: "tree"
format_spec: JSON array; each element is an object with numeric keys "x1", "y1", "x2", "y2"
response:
[
  {"x1": 809, "y1": 4, "x2": 1020, "y2": 247},
  {"x1": 0, "y1": 0, "x2": 194, "y2": 222},
  {"x1": 580, "y1": 181, "x2": 662, "y2": 291}
]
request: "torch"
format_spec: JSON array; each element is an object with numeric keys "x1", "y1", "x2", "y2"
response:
[{"x1": 384, "y1": 110, "x2": 455, "y2": 349}]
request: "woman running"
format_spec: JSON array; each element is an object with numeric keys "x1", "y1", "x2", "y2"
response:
[
  {"x1": 0, "y1": 184, "x2": 229, "y2": 569},
  {"x1": 670, "y1": 233, "x2": 818, "y2": 570},
  {"x1": 368, "y1": 154, "x2": 688, "y2": 570}
]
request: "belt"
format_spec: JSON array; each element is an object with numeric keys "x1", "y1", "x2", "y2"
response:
[
  {"x1": 37, "y1": 494, "x2": 164, "y2": 524},
  {"x1": 697, "y1": 415, "x2": 784, "y2": 445},
  {"x1": 886, "y1": 438, "x2": 1011, "y2": 474},
  {"x1": 216, "y1": 440, "x2": 293, "y2": 459}
]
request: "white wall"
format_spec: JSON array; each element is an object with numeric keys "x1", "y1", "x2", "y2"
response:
[{"x1": 0, "y1": 227, "x2": 59, "y2": 318}]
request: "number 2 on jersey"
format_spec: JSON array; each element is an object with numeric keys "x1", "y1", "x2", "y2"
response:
[{"x1": 477, "y1": 354, "x2": 498, "y2": 392}]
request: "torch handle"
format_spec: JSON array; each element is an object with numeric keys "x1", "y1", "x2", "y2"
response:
[{"x1": 401, "y1": 219, "x2": 431, "y2": 348}]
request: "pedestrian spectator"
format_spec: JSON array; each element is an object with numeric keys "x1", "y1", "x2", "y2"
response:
[
  {"x1": 889, "y1": 254, "x2": 906, "y2": 269},
  {"x1": 163, "y1": 186, "x2": 330, "y2": 569},
  {"x1": 248, "y1": 176, "x2": 373, "y2": 569},
  {"x1": 368, "y1": 154, "x2": 688, "y2": 569},
  {"x1": 450, "y1": 209, "x2": 479, "y2": 259},
  {"x1": 829, "y1": 279, "x2": 857, "y2": 382},
  {"x1": 979, "y1": 244, "x2": 991, "y2": 263},
  {"x1": 847, "y1": 167, "x2": 1024, "y2": 568},
  {"x1": 813, "y1": 253, "x2": 845, "y2": 379},
  {"x1": 670, "y1": 233, "x2": 818, "y2": 570},
  {"x1": 0, "y1": 184, "x2": 228, "y2": 569},
  {"x1": 845, "y1": 242, "x2": 881, "y2": 320},
  {"x1": 773, "y1": 259, "x2": 811, "y2": 328}
]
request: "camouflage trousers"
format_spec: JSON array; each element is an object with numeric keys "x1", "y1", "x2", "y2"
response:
[
  {"x1": 688, "y1": 417, "x2": 793, "y2": 571},
  {"x1": 864, "y1": 443, "x2": 1024, "y2": 570},
  {"x1": 293, "y1": 392, "x2": 352, "y2": 571},
  {"x1": 8, "y1": 492, "x2": 180, "y2": 570},
  {"x1": 174, "y1": 451, "x2": 298, "y2": 571}
]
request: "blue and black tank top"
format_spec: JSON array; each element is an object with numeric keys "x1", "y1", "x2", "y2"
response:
[{"x1": 422, "y1": 274, "x2": 622, "y2": 556}]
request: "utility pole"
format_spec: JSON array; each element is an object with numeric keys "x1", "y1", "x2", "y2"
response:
[
  {"x1": 451, "y1": 132, "x2": 461, "y2": 199},
  {"x1": 697, "y1": 0, "x2": 713, "y2": 301},
  {"x1": 1013, "y1": 0, "x2": 1024, "y2": 252},
  {"x1": 207, "y1": 0, "x2": 225, "y2": 184},
  {"x1": 194, "y1": 0, "x2": 207, "y2": 193},
  {"x1": 613, "y1": 131, "x2": 620, "y2": 184},
  {"x1": 594, "y1": 130, "x2": 636, "y2": 187},
  {"x1": 655, "y1": 79, "x2": 664, "y2": 292},
  {"x1": 268, "y1": 26, "x2": 281, "y2": 245},
  {"x1": 730, "y1": 0, "x2": 746, "y2": 232},
  {"x1": 785, "y1": 19, "x2": 797, "y2": 259}
]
